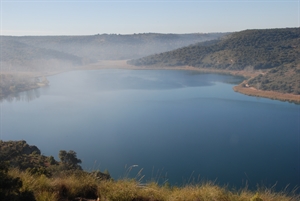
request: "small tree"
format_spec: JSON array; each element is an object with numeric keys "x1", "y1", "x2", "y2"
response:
[
  {"x1": 58, "y1": 150, "x2": 82, "y2": 170},
  {"x1": 48, "y1": 156, "x2": 56, "y2": 165}
]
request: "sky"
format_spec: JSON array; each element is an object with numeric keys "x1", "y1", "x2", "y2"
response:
[{"x1": 0, "y1": 0, "x2": 299, "y2": 36}]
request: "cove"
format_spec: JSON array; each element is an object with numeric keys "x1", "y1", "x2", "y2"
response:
[{"x1": 0, "y1": 69, "x2": 299, "y2": 191}]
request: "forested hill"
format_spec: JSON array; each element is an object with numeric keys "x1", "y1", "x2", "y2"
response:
[
  {"x1": 1, "y1": 39, "x2": 84, "y2": 72},
  {"x1": 128, "y1": 28, "x2": 300, "y2": 95},
  {"x1": 0, "y1": 33, "x2": 226, "y2": 72}
]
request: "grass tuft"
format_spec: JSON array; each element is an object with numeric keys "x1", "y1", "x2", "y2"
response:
[{"x1": 7, "y1": 168, "x2": 299, "y2": 201}]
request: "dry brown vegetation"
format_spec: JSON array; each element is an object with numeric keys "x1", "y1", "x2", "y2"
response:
[{"x1": 7, "y1": 169, "x2": 300, "y2": 201}]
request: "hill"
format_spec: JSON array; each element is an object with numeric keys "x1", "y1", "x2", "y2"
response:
[
  {"x1": 0, "y1": 38, "x2": 84, "y2": 72},
  {"x1": 13, "y1": 33, "x2": 226, "y2": 60},
  {"x1": 0, "y1": 33, "x2": 226, "y2": 72},
  {"x1": 128, "y1": 28, "x2": 300, "y2": 96}
]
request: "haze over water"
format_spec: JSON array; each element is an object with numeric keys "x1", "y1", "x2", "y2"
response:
[{"x1": 1, "y1": 69, "x2": 299, "y2": 191}]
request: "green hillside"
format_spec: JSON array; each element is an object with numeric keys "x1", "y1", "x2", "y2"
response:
[{"x1": 128, "y1": 28, "x2": 300, "y2": 95}]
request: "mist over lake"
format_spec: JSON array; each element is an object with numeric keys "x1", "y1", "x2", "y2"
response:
[{"x1": 1, "y1": 69, "x2": 299, "y2": 191}]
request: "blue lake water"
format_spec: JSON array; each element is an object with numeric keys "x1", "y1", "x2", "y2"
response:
[{"x1": 0, "y1": 69, "x2": 299, "y2": 191}]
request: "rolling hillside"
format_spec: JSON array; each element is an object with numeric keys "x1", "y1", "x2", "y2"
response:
[
  {"x1": 128, "y1": 28, "x2": 300, "y2": 95},
  {"x1": 0, "y1": 39, "x2": 84, "y2": 72},
  {"x1": 0, "y1": 33, "x2": 226, "y2": 72}
]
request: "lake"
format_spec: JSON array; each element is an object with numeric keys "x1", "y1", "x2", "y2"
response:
[{"x1": 1, "y1": 69, "x2": 299, "y2": 191}]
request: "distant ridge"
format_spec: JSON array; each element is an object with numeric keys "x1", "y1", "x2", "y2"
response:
[
  {"x1": 0, "y1": 33, "x2": 227, "y2": 72},
  {"x1": 0, "y1": 32, "x2": 226, "y2": 99},
  {"x1": 128, "y1": 28, "x2": 300, "y2": 95}
]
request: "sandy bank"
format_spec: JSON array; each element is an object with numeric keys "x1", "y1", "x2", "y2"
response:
[{"x1": 234, "y1": 82, "x2": 300, "y2": 103}]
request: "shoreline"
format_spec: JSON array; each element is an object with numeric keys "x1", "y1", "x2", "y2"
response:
[
  {"x1": 233, "y1": 82, "x2": 300, "y2": 104},
  {"x1": 78, "y1": 60, "x2": 300, "y2": 103},
  {"x1": 1, "y1": 60, "x2": 299, "y2": 104}
]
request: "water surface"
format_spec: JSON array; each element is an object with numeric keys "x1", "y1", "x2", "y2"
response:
[{"x1": 1, "y1": 69, "x2": 299, "y2": 190}]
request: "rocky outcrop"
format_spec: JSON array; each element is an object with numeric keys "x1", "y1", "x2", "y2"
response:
[
  {"x1": 0, "y1": 140, "x2": 40, "y2": 155},
  {"x1": 0, "y1": 140, "x2": 42, "y2": 170},
  {"x1": 21, "y1": 143, "x2": 41, "y2": 155}
]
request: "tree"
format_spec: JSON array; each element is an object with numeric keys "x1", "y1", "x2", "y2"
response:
[
  {"x1": 58, "y1": 150, "x2": 67, "y2": 164},
  {"x1": 48, "y1": 156, "x2": 56, "y2": 165},
  {"x1": 58, "y1": 150, "x2": 82, "y2": 170}
]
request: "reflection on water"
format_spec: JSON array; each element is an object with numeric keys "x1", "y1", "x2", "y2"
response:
[
  {"x1": 1, "y1": 70, "x2": 299, "y2": 191},
  {"x1": 0, "y1": 70, "x2": 245, "y2": 103},
  {"x1": 0, "y1": 88, "x2": 41, "y2": 103}
]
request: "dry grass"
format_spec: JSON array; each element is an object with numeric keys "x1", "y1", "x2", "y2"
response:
[
  {"x1": 169, "y1": 183, "x2": 231, "y2": 201},
  {"x1": 8, "y1": 169, "x2": 299, "y2": 201},
  {"x1": 98, "y1": 180, "x2": 167, "y2": 201},
  {"x1": 9, "y1": 169, "x2": 98, "y2": 201}
]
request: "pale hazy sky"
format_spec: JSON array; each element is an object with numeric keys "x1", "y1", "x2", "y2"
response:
[{"x1": 0, "y1": 0, "x2": 299, "y2": 36}]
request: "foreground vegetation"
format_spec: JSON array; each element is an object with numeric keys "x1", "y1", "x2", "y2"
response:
[
  {"x1": 1, "y1": 140, "x2": 299, "y2": 201},
  {"x1": 5, "y1": 169, "x2": 300, "y2": 201}
]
